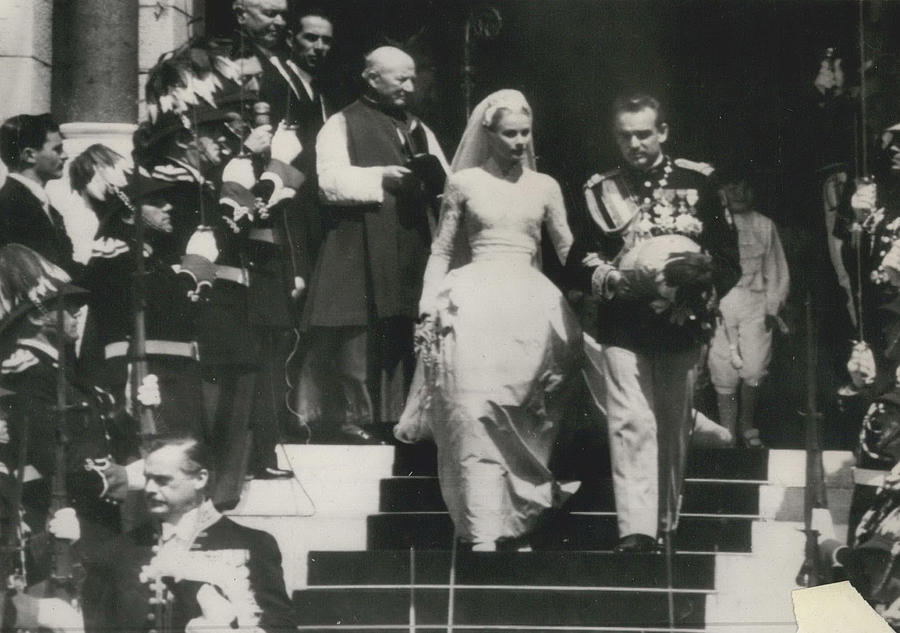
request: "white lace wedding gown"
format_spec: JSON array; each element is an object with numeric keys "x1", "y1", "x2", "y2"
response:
[{"x1": 396, "y1": 157, "x2": 582, "y2": 546}]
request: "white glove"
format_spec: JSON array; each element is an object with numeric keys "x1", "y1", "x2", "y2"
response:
[
  {"x1": 137, "y1": 374, "x2": 161, "y2": 407},
  {"x1": 270, "y1": 122, "x2": 303, "y2": 164},
  {"x1": 291, "y1": 276, "x2": 306, "y2": 300},
  {"x1": 48, "y1": 507, "x2": 81, "y2": 542},
  {"x1": 850, "y1": 181, "x2": 877, "y2": 212},
  {"x1": 185, "y1": 226, "x2": 219, "y2": 263},
  {"x1": 847, "y1": 341, "x2": 876, "y2": 389},
  {"x1": 0, "y1": 417, "x2": 9, "y2": 444},
  {"x1": 221, "y1": 156, "x2": 256, "y2": 190},
  {"x1": 243, "y1": 124, "x2": 273, "y2": 155},
  {"x1": 37, "y1": 597, "x2": 84, "y2": 633}
]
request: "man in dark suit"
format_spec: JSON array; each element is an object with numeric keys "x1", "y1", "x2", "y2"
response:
[
  {"x1": 0, "y1": 113, "x2": 79, "y2": 277},
  {"x1": 283, "y1": 8, "x2": 334, "y2": 277},
  {"x1": 91, "y1": 436, "x2": 295, "y2": 632},
  {"x1": 232, "y1": 0, "x2": 298, "y2": 127}
]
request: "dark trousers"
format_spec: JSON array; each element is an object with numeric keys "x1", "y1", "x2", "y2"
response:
[{"x1": 297, "y1": 317, "x2": 415, "y2": 428}]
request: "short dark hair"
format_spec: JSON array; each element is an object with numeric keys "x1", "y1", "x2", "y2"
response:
[
  {"x1": 149, "y1": 435, "x2": 214, "y2": 476},
  {"x1": 296, "y1": 6, "x2": 333, "y2": 26},
  {"x1": 0, "y1": 114, "x2": 59, "y2": 170},
  {"x1": 69, "y1": 144, "x2": 124, "y2": 196},
  {"x1": 611, "y1": 93, "x2": 667, "y2": 129}
]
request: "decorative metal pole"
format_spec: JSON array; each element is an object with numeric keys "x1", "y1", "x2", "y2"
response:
[{"x1": 462, "y1": 6, "x2": 502, "y2": 119}]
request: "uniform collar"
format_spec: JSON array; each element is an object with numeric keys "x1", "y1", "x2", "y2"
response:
[{"x1": 17, "y1": 337, "x2": 60, "y2": 362}]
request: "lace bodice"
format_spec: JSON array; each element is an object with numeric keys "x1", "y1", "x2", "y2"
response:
[{"x1": 419, "y1": 159, "x2": 573, "y2": 314}]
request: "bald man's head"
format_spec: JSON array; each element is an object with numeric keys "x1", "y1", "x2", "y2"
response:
[{"x1": 362, "y1": 46, "x2": 416, "y2": 109}]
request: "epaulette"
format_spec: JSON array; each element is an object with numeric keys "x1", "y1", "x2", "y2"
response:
[
  {"x1": 152, "y1": 163, "x2": 198, "y2": 183},
  {"x1": 584, "y1": 169, "x2": 621, "y2": 189},
  {"x1": 673, "y1": 158, "x2": 715, "y2": 177},
  {"x1": 90, "y1": 237, "x2": 129, "y2": 259},
  {"x1": 0, "y1": 349, "x2": 38, "y2": 375}
]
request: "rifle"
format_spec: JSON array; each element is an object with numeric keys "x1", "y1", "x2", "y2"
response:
[
  {"x1": 111, "y1": 184, "x2": 158, "y2": 441},
  {"x1": 48, "y1": 307, "x2": 79, "y2": 601},
  {"x1": 1, "y1": 405, "x2": 30, "y2": 594},
  {"x1": 796, "y1": 290, "x2": 829, "y2": 587}
]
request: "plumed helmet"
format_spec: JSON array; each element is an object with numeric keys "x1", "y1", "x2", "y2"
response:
[{"x1": 0, "y1": 244, "x2": 88, "y2": 342}]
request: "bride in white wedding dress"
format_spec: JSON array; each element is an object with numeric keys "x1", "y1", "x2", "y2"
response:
[{"x1": 394, "y1": 90, "x2": 582, "y2": 550}]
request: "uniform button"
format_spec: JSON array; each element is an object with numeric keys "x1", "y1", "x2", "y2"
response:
[{"x1": 147, "y1": 612, "x2": 155, "y2": 622}]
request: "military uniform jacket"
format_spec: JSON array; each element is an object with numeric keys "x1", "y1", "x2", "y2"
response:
[
  {"x1": 0, "y1": 341, "x2": 139, "y2": 556},
  {"x1": 81, "y1": 216, "x2": 203, "y2": 385},
  {"x1": 197, "y1": 156, "x2": 304, "y2": 366},
  {"x1": 149, "y1": 159, "x2": 218, "y2": 256},
  {"x1": 93, "y1": 514, "x2": 294, "y2": 633},
  {"x1": 567, "y1": 156, "x2": 740, "y2": 353}
]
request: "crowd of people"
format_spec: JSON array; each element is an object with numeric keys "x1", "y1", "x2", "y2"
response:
[{"x1": 0, "y1": 0, "x2": 899, "y2": 630}]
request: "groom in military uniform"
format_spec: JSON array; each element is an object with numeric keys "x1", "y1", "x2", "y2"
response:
[{"x1": 568, "y1": 93, "x2": 740, "y2": 553}]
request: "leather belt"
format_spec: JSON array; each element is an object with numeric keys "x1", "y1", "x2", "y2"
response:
[
  {"x1": 214, "y1": 264, "x2": 249, "y2": 286},
  {"x1": 104, "y1": 340, "x2": 200, "y2": 361},
  {"x1": 248, "y1": 228, "x2": 283, "y2": 244}
]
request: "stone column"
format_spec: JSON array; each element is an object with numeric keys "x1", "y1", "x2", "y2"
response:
[{"x1": 52, "y1": 0, "x2": 139, "y2": 124}]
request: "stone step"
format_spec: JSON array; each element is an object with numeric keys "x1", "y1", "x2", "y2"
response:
[
  {"x1": 378, "y1": 477, "x2": 762, "y2": 515},
  {"x1": 367, "y1": 513, "x2": 754, "y2": 552},
  {"x1": 293, "y1": 586, "x2": 707, "y2": 628},
  {"x1": 306, "y1": 550, "x2": 716, "y2": 589},
  {"x1": 392, "y1": 444, "x2": 769, "y2": 480},
  {"x1": 295, "y1": 629, "x2": 706, "y2": 633}
]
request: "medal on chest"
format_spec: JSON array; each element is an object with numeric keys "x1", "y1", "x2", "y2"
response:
[{"x1": 628, "y1": 162, "x2": 703, "y2": 241}]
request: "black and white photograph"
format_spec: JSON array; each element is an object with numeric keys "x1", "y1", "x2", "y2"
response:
[{"x1": 0, "y1": 0, "x2": 899, "y2": 630}]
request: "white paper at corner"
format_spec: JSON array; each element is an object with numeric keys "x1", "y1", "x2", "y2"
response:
[{"x1": 792, "y1": 581, "x2": 893, "y2": 632}]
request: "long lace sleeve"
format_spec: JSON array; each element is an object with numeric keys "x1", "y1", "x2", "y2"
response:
[
  {"x1": 543, "y1": 177, "x2": 573, "y2": 265},
  {"x1": 419, "y1": 177, "x2": 464, "y2": 315}
]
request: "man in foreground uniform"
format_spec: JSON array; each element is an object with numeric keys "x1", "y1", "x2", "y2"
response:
[
  {"x1": 568, "y1": 93, "x2": 740, "y2": 552},
  {"x1": 90, "y1": 436, "x2": 294, "y2": 632}
]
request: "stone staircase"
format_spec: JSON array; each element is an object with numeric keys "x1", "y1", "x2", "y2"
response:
[{"x1": 226, "y1": 442, "x2": 858, "y2": 633}]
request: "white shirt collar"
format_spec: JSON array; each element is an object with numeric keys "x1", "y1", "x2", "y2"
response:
[
  {"x1": 161, "y1": 498, "x2": 219, "y2": 543},
  {"x1": 285, "y1": 60, "x2": 314, "y2": 98},
  {"x1": 7, "y1": 173, "x2": 50, "y2": 213}
]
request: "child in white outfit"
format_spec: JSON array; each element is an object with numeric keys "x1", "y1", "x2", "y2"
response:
[{"x1": 708, "y1": 176, "x2": 790, "y2": 447}]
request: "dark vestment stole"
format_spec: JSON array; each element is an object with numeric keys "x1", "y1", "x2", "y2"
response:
[{"x1": 303, "y1": 99, "x2": 431, "y2": 328}]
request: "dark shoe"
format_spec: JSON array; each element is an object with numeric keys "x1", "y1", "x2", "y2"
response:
[
  {"x1": 253, "y1": 467, "x2": 294, "y2": 480},
  {"x1": 613, "y1": 533, "x2": 660, "y2": 554},
  {"x1": 340, "y1": 424, "x2": 386, "y2": 445}
]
